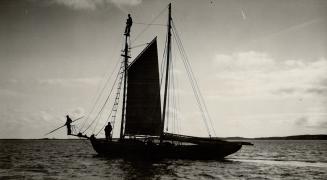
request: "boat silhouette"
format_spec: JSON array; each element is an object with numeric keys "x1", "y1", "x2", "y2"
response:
[{"x1": 51, "y1": 3, "x2": 251, "y2": 159}]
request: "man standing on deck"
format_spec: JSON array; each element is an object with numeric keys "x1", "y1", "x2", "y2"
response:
[
  {"x1": 105, "y1": 122, "x2": 113, "y2": 141},
  {"x1": 124, "y1": 14, "x2": 133, "y2": 36},
  {"x1": 65, "y1": 115, "x2": 72, "y2": 135}
]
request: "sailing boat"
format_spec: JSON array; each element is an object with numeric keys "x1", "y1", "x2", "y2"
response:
[
  {"x1": 42, "y1": 2, "x2": 253, "y2": 159},
  {"x1": 85, "y1": 4, "x2": 250, "y2": 159}
]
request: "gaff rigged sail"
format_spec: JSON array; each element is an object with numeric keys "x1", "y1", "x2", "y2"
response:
[{"x1": 124, "y1": 37, "x2": 162, "y2": 136}]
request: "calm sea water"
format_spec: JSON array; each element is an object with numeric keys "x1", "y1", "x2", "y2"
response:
[{"x1": 0, "y1": 140, "x2": 326, "y2": 179}]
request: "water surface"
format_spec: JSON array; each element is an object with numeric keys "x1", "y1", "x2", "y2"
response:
[{"x1": 0, "y1": 140, "x2": 326, "y2": 179}]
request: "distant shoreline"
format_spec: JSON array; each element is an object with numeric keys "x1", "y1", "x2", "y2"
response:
[
  {"x1": 221, "y1": 134, "x2": 327, "y2": 140},
  {"x1": 0, "y1": 134, "x2": 326, "y2": 140}
]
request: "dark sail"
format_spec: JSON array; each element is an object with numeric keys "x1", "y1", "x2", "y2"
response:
[{"x1": 124, "y1": 37, "x2": 162, "y2": 136}]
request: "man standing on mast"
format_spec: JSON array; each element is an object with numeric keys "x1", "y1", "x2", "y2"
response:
[{"x1": 124, "y1": 14, "x2": 133, "y2": 36}]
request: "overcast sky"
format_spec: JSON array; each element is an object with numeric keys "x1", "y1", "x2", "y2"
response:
[{"x1": 1, "y1": 0, "x2": 326, "y2": 139}]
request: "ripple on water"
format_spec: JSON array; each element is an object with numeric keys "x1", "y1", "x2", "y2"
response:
[{"x1": 0, "y1": 139, "x2": 326, "y2": 179}]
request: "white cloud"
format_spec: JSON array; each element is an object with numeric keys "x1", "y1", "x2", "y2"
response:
[
  {"x1": 111, "y1": 0, "x2": 142, "y2": 6},
  {"x1": 36, "y1": 77, "x2": 102, "y2": 86},
  {"x1": 54, "y1": 0, "x2": 98, "y2": 10},
  {"x1": 294, "y1": 114, "x2": 327, "y2": 131},
  {"x1": 70, "y1": 107, "x2": 85, "y2": 119},
  {"x1": 213, "y1": 51, "x2": 327, "y2": 98},
  {"x1": 53, "y1": 0, "x2": 142, "y2": 10},
  {"x1": 0, "y1": 89, "x2": 26, "y2": 97},
  {"x1": 0, "y1": 108, "x2": 60, "y2": 138}
]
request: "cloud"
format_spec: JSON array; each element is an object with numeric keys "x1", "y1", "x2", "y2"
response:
[
  {"x1": 295, "y1": 116, "x2": 309, "y2": 126},
  {"x1": 0, "y1": 107, "x2": 61, "y2": 138},
  {"x1": 0, "y1": 88, "x2": 26, "y2": 98},
  {"x1": 1, "y1": 77, "x2": 102, "y2": 90},
  {"x1": 306, "y1": 87, "x2": 327, "y2": 95},
  {"x1": 317, "y1": 121, "x2": 327, "y2": 129},
  {"x1": 36, "y1": 77, "x2": 102, "y2": 86},
  {"x1": 111, "y1": 0, "x2": 142, "y2": 6},
  {"x1": 53, "y1": 0, "x2": 142, "y2": 10},
  {"x1": 213, "y1": 51, "x2": 327, "y2": 98},
  {"x1": 294, "y1": 115, "x2": 327, "y2": 131},
  {"x1": 54, "y1": 0, "x2": 99, "y2": 10},
  {"x1": 0, "y1": 106, "x2": 89, "y2": 138},
  {"x1": 70, "y1": 107, "x2": 85, "y2": 119}
]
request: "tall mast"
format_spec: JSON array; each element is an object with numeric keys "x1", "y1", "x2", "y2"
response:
[
  {"x1": 161, "y1": 3, "x2": 172, "y2": 137},
  {"x1": 120, "y1": 20, "x2": 131, "y2": 140}
]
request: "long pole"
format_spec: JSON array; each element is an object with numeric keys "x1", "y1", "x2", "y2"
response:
[
  {"x1": 161, "y1": 3, "x2": 172, "y2": 140},
  {"x1": 44, "y1": 116, "x2": 84, "y2": 136},
  {"x1": 120, "y1": 26, "x2": 130, "y2": 140}
]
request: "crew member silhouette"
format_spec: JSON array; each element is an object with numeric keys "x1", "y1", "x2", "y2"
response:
[
  {"x1": 65, "y1": 115, "x2": 72, "y2": 135},
  {"x1": 124, "y1": 14, "x2": 133, "y2": 36},
  {"x1": 105, "y1": 122, "x2": 113, "y2": 141}
]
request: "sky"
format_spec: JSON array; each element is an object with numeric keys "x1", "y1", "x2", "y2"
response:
[{"x1": 0, "y1": 0, "x2": 326, "y2": 139}]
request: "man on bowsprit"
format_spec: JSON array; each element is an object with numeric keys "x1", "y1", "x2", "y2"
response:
[
  {"x1": 124, "y1": 14, "x2": 133, "y2": 36},
  {"x1": 105, "y1": 122, "x2": 113, "y2": 141},
  {"x1": 65, "y1": 115, "x2": 73, "y2": 135}
]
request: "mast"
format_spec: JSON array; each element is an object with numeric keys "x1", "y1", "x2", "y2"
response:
[
  {"x1": 161, "y1": 3, "x2": 172, "y2": 138},
  {"x1": 120, "y1": 20, "x2": 131, "y2": 140}
]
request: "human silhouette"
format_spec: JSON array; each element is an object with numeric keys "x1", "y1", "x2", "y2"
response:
[
  {"x1": 124, "y1": 14, "x2": 133, "y2": 36},
  {"x1": 90, "y1": 134, "x2": 96, "y2": 141},
  {"x1": 77, "y1": 132, "x2": 88, "y2": 138},
  {"x1": 105, "y1": 122, "x2": 113, "y2": 141},
  {"x1": 65, "y1": 115, "x2": 72, "y2": 135}
]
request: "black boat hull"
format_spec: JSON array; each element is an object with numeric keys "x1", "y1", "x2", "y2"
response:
[{"x1": 90, "y1": 138, "x2": 242, "y2": 159}]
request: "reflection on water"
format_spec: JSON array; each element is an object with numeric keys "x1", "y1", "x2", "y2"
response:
[{"x1": 0, "y1": 140, "x2": 326, "y2": 179}]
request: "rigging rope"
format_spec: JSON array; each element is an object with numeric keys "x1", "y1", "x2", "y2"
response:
[
  {"x1": 129, "y1": 43, "x2": 149, "y2": 49},
  {"x1": 92, "y1": 66, "x2": 122, "y2": 135},
  {"x1": 134, "y1": 22, "x2": 166, "y2": 26},
  {"x1": 171, "y1": 44, "x2": 182, "y2": 134},
  {"x1": 172, "y1": 20, "x2": 217, "y2": 137},
  {"x1": 160, "y1": 35, "x2": 168, "y2": 87},
  {"x1": 171, "y1": 49, "x2": 180, "y2": 134},
  {"x1": 79, "y1": 36, "x2": 126, "y2": 132},
  {"x1": 172, "y1": 26, "x2": 210, "y2": 136},
  {"x1": 169, "y1": 55, "x2": 175, "y2": 132},
  {"x1": 80, "y1": 5, "x2": 217, "y2": 138},
  {"x1": 131, "y1": 5, "x2": 168, "y2": 44},
  {"x1": 165, "y1": 63, "x2": 171, "y2": 132},
  {"x1": 79, "y1": 58, "x2": 121, "y2": 132},
  {"x1": 82, "y1": 63, "x2": 123, "y2": 134},
  {"x1": 95, "y1": 70, "x2": 124, "y2": 136},
  {"x1": 95, "y1": 36, "x2": 131, "y2": 136}
]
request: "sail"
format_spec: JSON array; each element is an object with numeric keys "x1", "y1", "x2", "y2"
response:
[{"x1": 124, "y1": 37, "x2": 162, "y2": 136}]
